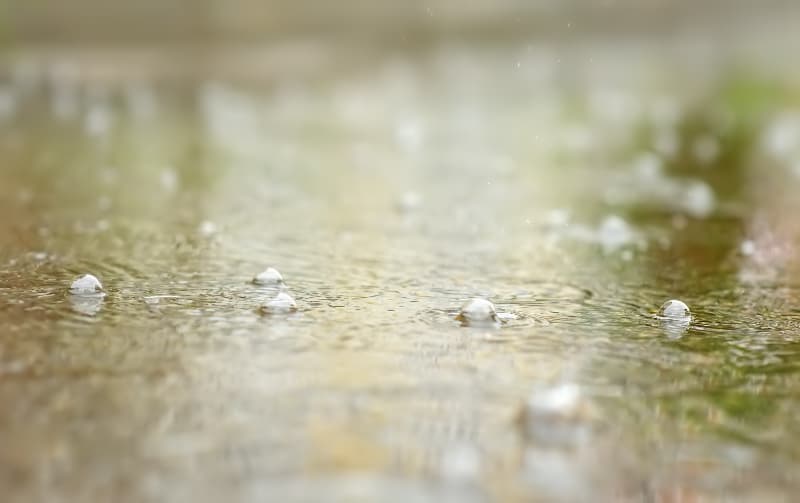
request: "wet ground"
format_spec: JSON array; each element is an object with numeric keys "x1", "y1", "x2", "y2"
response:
[{"x1": 2, "y1": 39, "x2": 800, "y2": 502}]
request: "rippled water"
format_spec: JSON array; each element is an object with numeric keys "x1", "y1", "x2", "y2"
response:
[{"x1": 2, "y1": 41, "x2": 800, "y2": 502}]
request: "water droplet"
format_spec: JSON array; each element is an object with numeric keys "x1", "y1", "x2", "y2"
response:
[
  {"x1": 69, "y1": 274, "x2": 105, "y2": 297},
  {"x1": 253, "y1": 267, "x2": 284, "y2": 285},
  {"x1": 457, "y1": 298, "x2": 498, "y2": 325},
  {"x1": 261, "y1": 291, "x2": 297, "y2": 314}
]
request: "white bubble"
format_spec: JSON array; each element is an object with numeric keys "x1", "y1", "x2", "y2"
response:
[
  {"x1": 69, "y1": 274, "x2": 105, "y2": 297},
  {"x1": 253, "y1": 267, "x2": 284, "y2": 285},
  {"x1": 457, "y1": 298, "x2": 498, "y2": 325},
  {"x1": 198, "y1": 221, "x2": 217, "y2": 236},
  {"x1": 740, "y1": 240, "x2": 756, "y2": 257},
  {"x1": 658, "y1": 299, "x2": 690, "y2": 320}
]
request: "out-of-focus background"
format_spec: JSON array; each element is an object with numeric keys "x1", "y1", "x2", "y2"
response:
[
  {"x1": 3, "y1": 0, "x2": 798, "y2": 44},
  {"x1": 3, "y1": 2, "x2": 800, "y2": 503}
]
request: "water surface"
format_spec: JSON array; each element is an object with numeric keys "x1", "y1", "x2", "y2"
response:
[{"x1": 2, "y1": 40, "x2": 800, "y2": 502}]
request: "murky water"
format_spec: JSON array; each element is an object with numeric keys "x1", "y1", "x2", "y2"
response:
[{"x1": 3, "y1": 39, "x2": 800, "y2": 502}]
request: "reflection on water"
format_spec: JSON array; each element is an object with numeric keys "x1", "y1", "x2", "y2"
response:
[{"x1": 2, "y1": 37, "x2": 800, "y2": 502}]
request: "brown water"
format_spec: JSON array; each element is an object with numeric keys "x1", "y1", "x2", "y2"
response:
[{"x1": 2, "y1": 41, "x2": 800, "y2": 502}]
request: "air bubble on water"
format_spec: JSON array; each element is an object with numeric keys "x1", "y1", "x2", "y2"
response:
[
  {"x1": 457, "y1": 298, "x2": 498, "y2": 325},
  {"x1": 740, "y1": 240, "x2": 756, "y2": 257},
  {"x1": 682, "y1": 181, "x2": 715, "y2": 218},
  {"x1": 657, "y1": 299, "x2": 691, "y2": 320},
  {"x1": 198, "y1": 221, "x2": 217, "y2": 236},
  {"x1": 69, "y1": 274, "x2": 105, "y2": 297},
  {"x1": 261, "y1": 291, "x2": 297, "y2": 314},
  {"x1": 253, "y1": 267, "x2": 284, "y2": 286}
]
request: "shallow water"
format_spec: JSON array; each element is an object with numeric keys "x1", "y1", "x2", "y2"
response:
[{"x1": 2, "y1": 40, "x2": 800, "y2": 502}]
